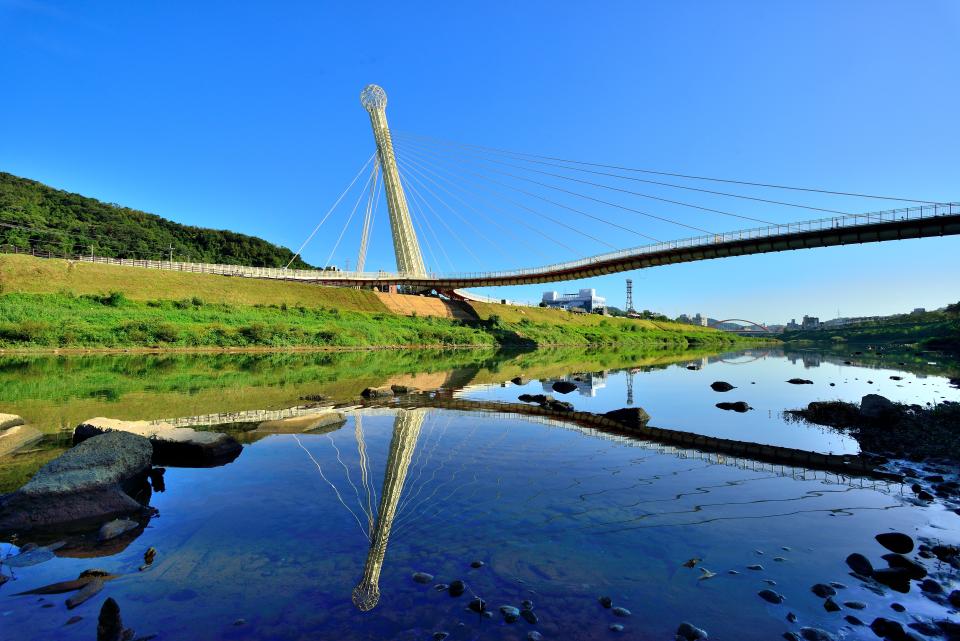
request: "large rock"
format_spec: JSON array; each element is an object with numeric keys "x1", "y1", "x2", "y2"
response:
[
  {"x1": 0, "y1": 413, "x2": 25, "y2": 430},
  {"x1": 74, "y1": 418, "x2": 241, "y2": 467},
  {"x1": 551, "y1": 381, "x2": 578, "y2": 394},
  {"x1": 860, "y1": 394, "x2": 895, "y2": 420},
  {"x1": 0, "y1": 431, "x2": 152, "y2": 534},
  {"x1": 604, "y1": 407, "x2": 651, "y2": 428},
  {"x1": 0, "y1": 423, "x2": 44, "y2": 457}
]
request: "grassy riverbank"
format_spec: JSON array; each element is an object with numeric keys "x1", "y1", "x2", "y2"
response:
[
  {"x1": 0, "y1": 290, "x2": 753, "y2": 350},
  {"x1": 0, "y1": 255, "x2": 762, "y2": 351}
]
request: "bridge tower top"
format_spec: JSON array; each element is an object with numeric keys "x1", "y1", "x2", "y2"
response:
[{"x1": 361, "y1": 84, "x2": 426, "y2": 277}]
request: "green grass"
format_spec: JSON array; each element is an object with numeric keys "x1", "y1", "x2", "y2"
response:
[
  {"x1": 0, "y1": 291, "x2": 758, "y2": 350},
  {"x1": 0, "y1": 253, "x2": 765, "y2": 350}
]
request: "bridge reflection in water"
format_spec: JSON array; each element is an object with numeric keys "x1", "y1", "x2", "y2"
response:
[
  {"x1": 351, "y1": 410, "x2": 425, "y2": 611},
  {"x1": 281, "y1": 400, "x2": 902, "y2": 612}
]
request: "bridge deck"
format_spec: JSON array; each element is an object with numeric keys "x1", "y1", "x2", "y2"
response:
[{"x1": 60, "y1": 203, "x2": 958, "y2": 289}]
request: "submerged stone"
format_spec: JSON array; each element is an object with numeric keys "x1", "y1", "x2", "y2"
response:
[
  {"x1": 598, "y1": 595, "x2": 613, "y2": 608},
  {"x1": 810, "y1": 584, "x2": 836, "y2": 598},
  {"x1": 611, "y1": 606, "x2": 631, "y2": 617},
  {"x1": 676, "y1": 621, "x2": 708, "y2": 640},
  {"x1": 448, "y1": 580, "x2": 465, "y2": 597},
  {"x1": 98, "y1": 518, "x2": 139, "y2": 542},
  {"x1": 758, "y1": 589, "x2": 784, "y2": 604},
  {"x1": 845, "y1": 553, "x2": 873, "y2": 576},
  {"x1": 875, "y1": 532, "x2": 914, "y2": 554},
  {"x1": 499, "y1": 605, "x2": 520, "y2": 623},
  {"x1": 710, "y1": 381, "x2": 735, "y2": 392},
  {"x1": 520, "y1": 609, "x2": 538, "y2": 624},
  {"x1": 411, "y1": 572, "x2": 433, "y2": 584}
]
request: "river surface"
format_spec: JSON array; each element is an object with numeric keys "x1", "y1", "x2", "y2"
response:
[{"x1": 0, "y1": 346, "x2": 958, "y2": 640}]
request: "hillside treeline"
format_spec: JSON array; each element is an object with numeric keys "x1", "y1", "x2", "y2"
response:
[{"x1": 0, "y1": 172, "x2": 312, "y2": 268}]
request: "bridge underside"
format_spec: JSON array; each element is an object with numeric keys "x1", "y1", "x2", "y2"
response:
[{"x1": 295, "y1": 213, "x2": 960, "y2": 290}]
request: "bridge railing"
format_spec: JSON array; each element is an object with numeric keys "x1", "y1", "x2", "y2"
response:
[
  {"x1": 2, "y1": 202, "x2": 956, "y2": 284},
  {"x1": 427, "y1": 201, "x2": 958, "y2": 281}
]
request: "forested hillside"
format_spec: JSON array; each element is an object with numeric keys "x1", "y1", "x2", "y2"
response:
[{"x1": 0, "y1": 172, "x2": 313, "y2": 268}]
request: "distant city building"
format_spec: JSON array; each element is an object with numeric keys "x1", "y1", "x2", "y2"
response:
[
  {"x1": 541, "y1": 289, "x2": 606, "y2": 313},
  {"x1": 801, "y1": 315, "x2": 820, "y2": 330},
  {"x1": 677, "y1": 312, "x2": 708, "y2": 326},
  {"x1": 786, "y1": 318, "x2": 800, "y2": 330},
  {"x1": 912, "y1": 307, "x2": 926, "y2": 314}
]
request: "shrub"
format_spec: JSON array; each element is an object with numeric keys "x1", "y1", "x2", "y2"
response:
[{"x1": 240, "y1": 323, "x2": 271, "y2": 344}]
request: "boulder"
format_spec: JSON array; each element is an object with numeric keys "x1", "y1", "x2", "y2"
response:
[
  {"x1": 0, "y1": 423, "x2": 44, "y2": 458},
  {"x1": 787, "y1": 378, "x2": 813, "y2": 385},
  {"x1": 0, "y1": 413, "x2": 26, "y2": 430},
  {"x1": 255, "y1": 412, "x2": 346, "y2": 434},
  {"x1": 710, "y1": 381, "x2": 735, "y2": 392},
  {"x1": 74, "y1": 418, "x2": 241, "y2": 468},
  {"x1": 390, "y1": 384, "x2": 417, "y2": 395},
  {"x1": 510, "y1": 376, "x2": 527, "y2": 385},
  {"x1": 551, "y1": 381, "x2": 578, "y2": 394},
  {"x1": 860, "y1": 394, "x2": 895, "y2": 420},
  {"x1": 0, "y1": 431, "x2": 152, "y2": 535},
  {"x1": 604, "y1": 407, "x2": 651, "y2": 428}
]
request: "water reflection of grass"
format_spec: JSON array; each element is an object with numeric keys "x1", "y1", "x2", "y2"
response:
[{"x1": 0, "y1": 346, "x2": 723, "y2": 433}]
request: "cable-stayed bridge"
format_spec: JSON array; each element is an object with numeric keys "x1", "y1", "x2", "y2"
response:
[{"x1": 16, "y1": 83, "x2": 957, "y2": 296}]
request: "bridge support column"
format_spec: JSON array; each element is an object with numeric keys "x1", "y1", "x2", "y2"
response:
[{"x1": 360, "y1": 85, "x2": 427, "y2": 279}]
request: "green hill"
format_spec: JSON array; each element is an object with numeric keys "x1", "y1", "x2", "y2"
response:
[{"x1": 0, "y1": 171, "x2": 312, "y2": 268}]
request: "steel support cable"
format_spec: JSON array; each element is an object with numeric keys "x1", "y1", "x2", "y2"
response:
[
  {"x1": 357, "y1": 163, "x2": 381, "y2": 272},
  {"x1": 406, "y1": 188, "x2": 445, "y2": 274},
  {"x1": 399, "y1": 143, "x2": 667, "y2": 239},
  {"x1": 392, "y1": 151, "x2": 582, "y2": 257},
  {"x1": 293, "y1": 434, "x2": 370, "y2": 542},
  {"x1": 396, "y1": 158, "x2": 518, "y2": 265},
  {"x1": 394, "y1": 146, "x2": 617, "y2": 250},
  {"x1": 399, "y1": 171, "x2": 483, "y2": 267},
  {"x1": 395, "y1": 145, "x2": 641, "y2": 245},
  {"x1": 286, "y1": 152, "x2": 377, "y2": 269},
  {"x1": 401, "y1": 141, "x2": 715, "y2": 234},
  {"x1": 397, "y1": 134, "x2": 785, "y2": 222},
  {"x1": 394, "y1": 130, "x2": 943, "y2": 205},
  {"x1": 324, "y1": 165, "x2": 378, "y2": 269},
  {"x1": 400, "y1": 174, "x2": 456, "y2": 272},
  {"x1": 397, "y1": 153, "x2": 552, "y2": 262},
  {"x1": 396, "y1": 151, "x2": 579, "y2": 261}
]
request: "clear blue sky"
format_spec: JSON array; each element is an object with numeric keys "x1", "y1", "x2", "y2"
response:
[{"x1": 2, "y1": 1, "x2": 958, "y2": 324}]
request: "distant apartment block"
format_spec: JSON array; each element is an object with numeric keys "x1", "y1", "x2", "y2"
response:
[{"x1": 541, "y1": 289, "x2": 606, "y2": 313}]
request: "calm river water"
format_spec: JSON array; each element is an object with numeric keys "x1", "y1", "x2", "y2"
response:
[{"x1": 0, "y1": 346, "x2": 958, "y2": 640}]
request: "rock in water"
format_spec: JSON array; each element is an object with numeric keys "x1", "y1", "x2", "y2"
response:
[
  {"x1": 0, "y1": 431, "x2": 152, "y2": 535},
  {"x1": 0, "y1": 423, "x2": 43, "y2": 458},
  {"x1": 845, "y1": 553, "x2": 874, "y2": 576},
  {"x1": 872, "y1": 567, "x2": 911, "y2": 592},
  {"x1": 716, "y1": 402, "x2": 751, "y2": 412},
  {"x1": 609, "y1": 623, "x2": 624, "y2": 632},
  {"x1": 468, "y1": 597, "x2": 486, "y2": 613},
  {"x1": 527, "y1": 632, "x2": 543, "y2": 641},
  {"x1": 470, "y1": 560, "x2": 485, "y2": 568},
  {"x1": 758, "y1": 590, "x2": 784, "y2": 604},
  {"x1": 881, "y1": 553, "x2": 926, "y2": 579},
  {"x1": 598, "y1": 595, "x2": 613, "y2": 608},
  {"x1": 810, "y1": 584, "x2": 836, "y2": 598},
  {"x1": 98, "y1": 518, "x2": 139, "y2": 542},
  {"x1": 799, "y1": 628, "x2": 835, "y2": 641},
  {"x1": 521, "y1": 599, "x2": 534, "y2": 610},
  {"x1": 97, "y1": 597, "x2": 124, "y2": 641},
  {"x1": 74, "y1": 417, "x2": 241, "y2": 468},
  {"x1": 552, "y1": 381, "x2": 577, "y2": 394},
  {"x1": 612, "y1": 607, "x2": 631, "y2": 617},
  {"x1": 860, "y1": 394, "x2": 895, "y2": 419},
  {"x1": 786, "y1": 378, "x2": 813, "y2": 385},
  {"x1": 823, "y1": 598, "x2": 840, "y2": 612},
  {"x1": 874, "y1": 532, "x2": 913, "y2": 554},
  {"x1": 411, "y1": 572, "x2": 434, "y2": 584},
  {"x1": 710, "y1": 381, "x2": 735, "y2": 392},
  {"x1": 520, "y1": 609, "x2": 538, "y2": 624},
  {"x1": 676, "y1": 622, "x2": 708, "y2": 640},
  {"x1": 510, "y1": 376, "x2": 526, "y2": 385},
  {"x1": 604, "y1": 407, "x2": 651, "y2": 428},
  {"x1": 448, "y1": 580, "x2": 465, "y2": 597},
  {"x1": 499, "y1": 605, "x2": 520, "y2": 623}
]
